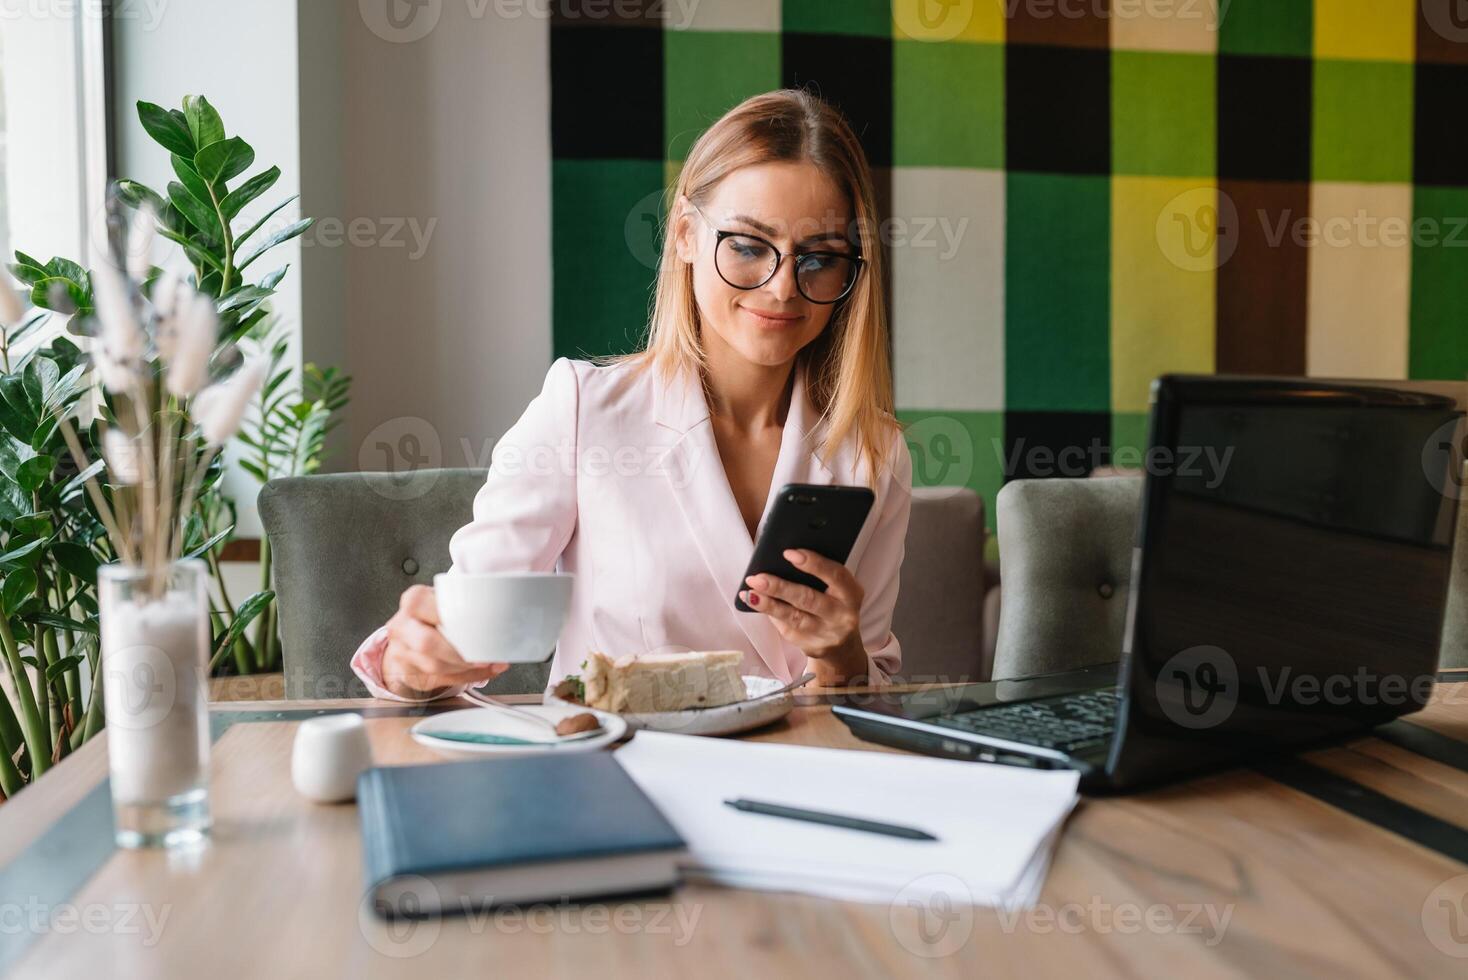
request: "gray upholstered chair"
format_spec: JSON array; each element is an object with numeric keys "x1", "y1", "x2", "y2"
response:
[
  {"x1": 259, "y1": 469, "x2": 552, "y2": 699},
  {"x1": 260, "y1": 472, "x2": 995, "y2": 698},
  {"x1": 889, "y1": 487, "x2": 990, "y2": 683},
  {"x1": 991, "y1": 476, "x2": 1143, "y2": 680}
]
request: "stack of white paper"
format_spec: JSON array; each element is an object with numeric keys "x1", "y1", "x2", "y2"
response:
[{"x1": 615, "y1": 731, "x2": 1080, "y2": 908}]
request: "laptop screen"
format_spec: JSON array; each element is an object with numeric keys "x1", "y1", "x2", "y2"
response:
[{"x1": 1119, "y1": 378, "x2": 1466, "y2": 776}]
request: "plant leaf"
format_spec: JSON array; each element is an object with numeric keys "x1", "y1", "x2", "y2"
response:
[
  {"x1": 182, "y1": 524, "x2": 233, "y2": 560},
  {"x1": 23, "y1": 356, "x2": 59, "y2": 413},
  {"x1": 237, "y1": 219, "x2": 312, "y2": 271},
  {"x1": 1, "y1": 567, "x2": 36, "y2": 617},
  {"x1": 16, "y1": 455, "x2": 54, "y2": 494},
  {"x1": 57, "y1": 457, "x2": 105, "y2": 502},
  {"x1": 0, "y1": 537, "x2": 45, "y2": 567},
  {"x1": 234, "y1": 195, "x2": 298, "y2": 248},
  {"x1": 194, "y1": 137, "x2": 254, "y2": 186},
  {"x1": 30, "y1": 416, "x2": 58, "y2": 454},
  {"x1": 257, "y1": 265, "x2": 289, "y2": 291},
  {"x1": 217, "y1": 285, "x2": 273, "y2": 316},
  {"x1": 113, "y1": 179, "x2": 168, "y2": 216},
  {"x1": 220, "y1": 167, "x2": 280, "y2": 222},
  {"x1": 30, "y1": 278, "x2": 87, "y2": 315},
  {"x1": 167, "y1": 181, "x2": 223, "y2": 242},
  {"x1": 157, "y1": 228, "x2": 225, "y2": 274},
  {"x1": 183, "y1": 95, "x2": 226, "y2": 150},
  {"x1": 171, "y1": 154, "x2": 213, "y2": 209},
  {"x1": 213, "y1": 590, "x2": 273, "y2": 657},
  {"x1": 33, "y1": 612, "x2": 98, "y2": 636},
  {"x1": 44, "y1": 655, "x2": 85, "y2": 683},
  {"x1": 137, "y1": 101, "x2": 196, "y2": 157},
  {"x1": 7, "y1": 259, "x2": 46, "y2": 285},
  {"x1": 51, "y1": 541, "x2": 100, "y2": 586}
]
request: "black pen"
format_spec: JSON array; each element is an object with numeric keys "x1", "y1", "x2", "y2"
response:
[{"x1": 723, "y1": 798, "x2": 938, "y2": 842}]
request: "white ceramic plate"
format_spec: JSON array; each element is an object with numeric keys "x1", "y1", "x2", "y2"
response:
[
  {"x1": 410, "y1": 705, "x2": 627, "y2": 759},
  {"x1": 548, "y1": 676, "x2": 795, "y2": 737}
]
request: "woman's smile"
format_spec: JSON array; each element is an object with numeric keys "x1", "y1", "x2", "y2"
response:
[{"x1": 740, "y1": 305, "x2": 805, "y2": 328}]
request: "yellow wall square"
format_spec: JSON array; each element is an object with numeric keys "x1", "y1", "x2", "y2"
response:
[
  {"x1": 1315, "y1": 0, "x2": 1417, "y2": 62},
  {"x1": 1112, "y1": 177, "x2": 1217, "y2": 414},
  {"x1": 893, "y1": 0, "x2": 1005, "y2": 43}
]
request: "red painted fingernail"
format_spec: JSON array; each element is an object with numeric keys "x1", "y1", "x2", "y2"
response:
[{"x1": 749, "y1": 593, "x2": 760, "y2": 606}]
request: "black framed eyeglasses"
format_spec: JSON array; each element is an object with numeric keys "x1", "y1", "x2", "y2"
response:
[{"x1": 691, "y1": 205, "x2": 864, "y2": 305}]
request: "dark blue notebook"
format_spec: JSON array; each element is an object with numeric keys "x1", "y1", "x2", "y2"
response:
[{"x1": 358, "y1": 753, "x2": 686, "y2": 918}]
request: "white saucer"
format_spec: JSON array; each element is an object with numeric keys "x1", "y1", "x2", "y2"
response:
[
  {"x1": 410, "y1": 705, "x2": 627, "y2": 759},
  {"x1": 547, "y1": 675, "x2": 796, "y2": 737}
]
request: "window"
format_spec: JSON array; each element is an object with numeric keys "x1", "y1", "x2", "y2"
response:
[{"x1": 0, "y1": 6, "x2": 110, "y2": 334}]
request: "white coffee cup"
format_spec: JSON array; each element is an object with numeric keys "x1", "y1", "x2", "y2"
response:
[
  {"x1": 434, "y1": 572, "x2": 573, "y2": 663},
  {"x1": 292, "y1": 713, "x2": 373, "y2": 804}
]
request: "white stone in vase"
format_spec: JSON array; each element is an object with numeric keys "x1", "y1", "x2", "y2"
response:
[{"x1": 101, "y1": 591, "x2": 210, "y2": 804}]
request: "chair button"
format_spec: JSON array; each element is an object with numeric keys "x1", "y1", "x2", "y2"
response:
[
  {"x1": 402, "y1": 558, "x2": 419, "y2": 576},
  {"x1": 1097, "y1": 582, "x2": 1114, "y2": 599}
]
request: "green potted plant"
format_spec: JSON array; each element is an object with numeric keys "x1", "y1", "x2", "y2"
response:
[{"x1": 7, "y1": 94, "x2": 346, "y2": 682}]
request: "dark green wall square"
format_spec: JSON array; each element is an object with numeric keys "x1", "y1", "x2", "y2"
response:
[
  {"x1": 1006, "y1": 174, "x2": 1111, "y2": 413},
  {"x1": 552, "y1": 160, "x2": 665, "y2": 359},
  {"x1": 1410, "y1": 187, "x2": 1468, "y2": 380},
  {"x1": 894, "y1": 40, "x2": 1003, "y2": 169},
  {"x1": 896, "y1": 410, "x2": 1005, "y2": 529},
  {"x1": 1219, "y1": 0, "x2": 1312, "y2": 57},
  {"x1": 1313, "y1": 60, "x2": 1414, "y2": 183},
  {"x1": 665, "y1": 31, "x2": 781, "y2": 161},
  {"x1": 784, "y1": 0, "x2": 890, "y2": 37},
  {"x1": 1113, "y1": 51, "x2": 1216, "y2": 178}
]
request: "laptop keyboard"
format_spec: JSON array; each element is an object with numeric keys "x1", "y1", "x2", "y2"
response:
[{"x1": 933, "y1": 689, "x2": 1121, "y2": 754}]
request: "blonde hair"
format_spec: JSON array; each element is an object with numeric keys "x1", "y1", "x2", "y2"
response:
[{"x1": 628, "y1": 89, "x2": 898, "y2": 479}]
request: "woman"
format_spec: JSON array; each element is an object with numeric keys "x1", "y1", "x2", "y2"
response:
[{"x1": 353, "y1": 90, "x2": 912, "y2": 701}]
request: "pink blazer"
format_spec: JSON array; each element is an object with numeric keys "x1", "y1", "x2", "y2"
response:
[{"x1": 351, "y1": 357, "x2": 912, "y2": 700}]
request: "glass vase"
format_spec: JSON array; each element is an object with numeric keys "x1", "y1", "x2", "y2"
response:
[{"x1": 99, "y1": 559, "x2": 212, "y2": 849}]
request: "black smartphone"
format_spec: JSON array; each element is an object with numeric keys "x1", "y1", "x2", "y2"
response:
[{"x1": 734, "y1": 483, "x2": 875, "y2": 612}]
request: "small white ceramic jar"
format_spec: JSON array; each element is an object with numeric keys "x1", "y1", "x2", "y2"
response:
[{"x1": 292, "y1": 713, "x2": 373, "y2": 803}]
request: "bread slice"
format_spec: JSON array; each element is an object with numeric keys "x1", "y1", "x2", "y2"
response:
[{"x1": 582, "y1": 650, "x2": 747, "y2": 713}]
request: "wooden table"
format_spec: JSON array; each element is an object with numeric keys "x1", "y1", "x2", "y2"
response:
[{"x1": 2, "y1": 681, "x2": 1468, "y2": 978}]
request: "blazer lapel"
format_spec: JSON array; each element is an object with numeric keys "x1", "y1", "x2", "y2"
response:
[{"x1": 654, "y1": 364, "x2": 831, "y2": 682}]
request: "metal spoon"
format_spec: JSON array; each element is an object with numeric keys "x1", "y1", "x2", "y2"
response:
[
  {"x1": 462, "y1": 688, "x2": 604, "y2": 740},
  {"x1": 753, "y1": 672, "x2": 818, "y2": 701}
]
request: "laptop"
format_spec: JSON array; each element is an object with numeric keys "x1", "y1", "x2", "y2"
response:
[{"x1": 835, "y1": 376, "x2": 1468, "y2": 792}]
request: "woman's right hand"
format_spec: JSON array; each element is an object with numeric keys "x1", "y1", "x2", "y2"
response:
[{"x1": 380, "y1": 585, "x2": 509, "y2": 699}]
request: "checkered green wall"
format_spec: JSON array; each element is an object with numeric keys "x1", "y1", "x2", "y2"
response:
[{"x1": 550, "y1": 0, "x2": 1468, "y2": 509}]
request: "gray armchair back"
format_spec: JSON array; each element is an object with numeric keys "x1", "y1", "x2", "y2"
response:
[
  {"x1": 991, "y1": 474, "x2": 1468, "y2": 675},
  {"x1": 258, "y1": 469, "x2": 552, "y2": 698},
  {"x1": 259, "y1": 472, "x2": 993, "y2": 698},
  {"x1": 992, "y1": 477, "x2": 1143, "y2": 680},
  {"x1": 889, "y1": 487, "x2": 989, "y2": 682}
]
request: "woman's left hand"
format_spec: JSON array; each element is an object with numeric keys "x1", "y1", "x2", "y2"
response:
[{"x1": 740, "y1": 549, "x2": 870, "y2": 685}]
